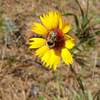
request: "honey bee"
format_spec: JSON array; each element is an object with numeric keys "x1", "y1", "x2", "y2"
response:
[{"x1": 47, "y1": 31, "x2": 57, "y2": 48}]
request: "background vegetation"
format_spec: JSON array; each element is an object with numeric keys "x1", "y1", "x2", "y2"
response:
[{"x1": 0, "y1": 0, "x2": 100, "y2": 100}]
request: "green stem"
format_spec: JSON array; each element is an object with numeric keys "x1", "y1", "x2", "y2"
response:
[
  {"x1": 69, "y1": 64, "x2": 85, "y2": 94},
  {"x1": 75, "y1": 0, "x2": 84, "y2": 19}
]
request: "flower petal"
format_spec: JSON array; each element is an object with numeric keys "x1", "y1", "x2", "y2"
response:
[
  {"x1": 35, "y1": 45, "x2": 49, "y2": 57},
  {"x1": 52, "y1": 53, "x2": 60, "y2": 70},
  {"x1": 65, "y1": 39, "x2": 75, "y2": 49},
  {"x1": 62, "y1": 22, "x2": 71, "y2": 33},
  {"x1": 61, "y1": 48, "x2": 73, "y2": 64},
  {"x1": 42, "y1": 49, "x2": 60, "y2": 70},
  {"x1": 40, "y1": 11, "x2": 60, "y2": 30},
  {"x1": 58, "y1": 14, "x2": 63, "y2": 29},
  {"x1": 29, "y1": 38, "x2": 46, "y2": 49},
  {"x1": 31, "y1": 22, "x2": 48, "y2": 35},
  {"x1": 41, "y1": 49, "x2": 52, "y2": 67}
]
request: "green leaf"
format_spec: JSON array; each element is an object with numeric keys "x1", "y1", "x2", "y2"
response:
[
  {"x1": 95, "y1": 30, "x2": 100, "y2": 35},
  {"x1": 75, "y1": 0, "x2": 84, "y2": 19}
]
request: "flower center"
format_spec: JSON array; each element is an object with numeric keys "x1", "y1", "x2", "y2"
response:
[{"x1": 47, "y1": 29, "x2": 65, "y2": 50}]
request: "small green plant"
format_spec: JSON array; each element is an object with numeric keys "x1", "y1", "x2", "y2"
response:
[
  {"x1": 64, "y1": 0, "x2": 100, "y2": 66},
  {"x1": 0, "y1": 11, "x2": 4, "y2": 42},
  {"x1": 2, "y1": 16, "x2": 19, "y2": 45},
  {"x1": 65, "y1": 0, "x2": 99, "y2": 46},
  {"x1": 73, "y1": 90, "x2": 93, "y2": 100},
  {"x1": 38, "y1": 96, "x2": 45, "y2": 100},
  {"x1": 63, "y1": 0, "x2": 100, "y2": 95}
]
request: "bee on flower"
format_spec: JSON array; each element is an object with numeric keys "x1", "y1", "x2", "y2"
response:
[{"x1": 29, "y1": 11, "x2": 75, "y2": 70}]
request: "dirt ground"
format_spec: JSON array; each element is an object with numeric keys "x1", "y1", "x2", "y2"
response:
[{"x1": 0, "y1": 0, "x2": 100, "y2": 100}]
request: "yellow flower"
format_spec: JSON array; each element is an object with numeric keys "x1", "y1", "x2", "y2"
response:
[{"x1": 29, "y1": 11, "x2": 75, "y2": 70}]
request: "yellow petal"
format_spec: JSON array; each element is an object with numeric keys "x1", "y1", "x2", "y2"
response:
[
  {"x1": 41, "y1": 49, "x2": 52, "y2": 67},
  {"x1": 52, "y1": 54, "x2": 60, "y2": 70},
  {"x1": 35, "y1": 45, "x2": 49, "y2": 57},
  {"x1": 31, "y1": 22, "x2": 48, "y2": 35},
  {"x1": 62, "y1": 22, "x2": 71, "y2": 33},
  {"x1": 61, "y1": 48, "x2": 73, "y2": 64},
  {"x1": 65, "y1": 39, "x2": 75, "y2": 49},
  {"x1": 29, "y1": 38, "x2": 46, "y2": 49},
  {"x1": 40, "y1": 11, "x2": 60, "y2": 30},
  {"x1": 58, "y1": 14, "x2": 63, "y2": 29},
  {"x1": 44, "y1": 49, "x2": 60, "y2": 70}
]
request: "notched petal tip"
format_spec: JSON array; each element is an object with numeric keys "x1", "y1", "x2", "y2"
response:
[
  {"x1": 29, "y1": 38, "x2": 46, "y2": 49},
  {"x1": 40, "y1": 11, "x2": 62, "y2": 30},
  {"x1": 31, "y1": 22, "x2": 48, "y2": 35}
]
